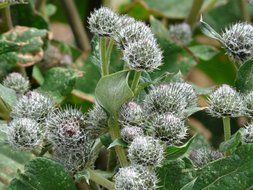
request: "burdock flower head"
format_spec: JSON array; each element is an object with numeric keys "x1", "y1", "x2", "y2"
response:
[
  {"x1": 200, "y1": 17, "x2": 253, "y2": 64},
  {"x1": 3, "y1": 72, "x2": 30, "y2": 94},
  {"x1": 169, "y1": 23, "x2": 192, "y2": 44},
  {"x1": 11, "y1": 91, "x2": 54, "y2": 122},
  {"x1": 189, "y1": 148, "x2": 223, "y2": 167},
  {"x1": 88, "y1": 7, "x2": 120, "y2": 37},
  {"x1": 122, "y1": 39, "x2": 163, "y2": 72},
  {"x1": 5, "y1": 118, "x2": 42, "y2": 150},
  {"x1": 207, "y1": 84, "x2": 244, "y2": 118},
  {"x1": 119, "y1": 102, "x2": 143, "y2": 127},
  {"x1": 149, "y1": 113, "x2": 187, "y2": 145},
  {"x1": 242, "y1": 124, "x2": 253, "y2": 143},
  {"x1": 143, "y1": 83, "x2": 197, "y2": 117},
  {"x1": 128, "y1": 136, "x2": 164, "y2": 166},
  {"x1": 114, "y1": 165, "x2": 158, "y2": 190},
  {"x1": 121, "y1": 126, "x2": 144, "y2": 143},
  {"x1": 243, "y1": 91, "x2": 253, "y2": 118}
]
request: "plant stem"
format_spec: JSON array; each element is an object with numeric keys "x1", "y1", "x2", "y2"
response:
[
  {"x1": 60, "y1": 0, "x2": 91, "y2": 51},
  {"x1": 131, "y1": 71, "x2": 141, "y2": 94},
  {"x1": 0, "y1": 6, "x2": 13, "y2": 33},
  {"x1": 87, "y1": 168, "x2": 115, "y2": 190},
  {"x1": 240, "y1": 0, "x2": 250, "y2": 22},
  {"x1": 99, "y1": 37, "x2": 109, "y2": 76},
  {"x1": 186, "y1": 0, "x2": 204, "y2": 27},
  {"x1": 108, "y1": 115, "x2": 128, "y2": 167},
  {"x1": 107, "y1": 149, "x2": 117, "y2": 171},
  {"x1": 222, "y1": 116, "x2": 231, "y2": 156}
]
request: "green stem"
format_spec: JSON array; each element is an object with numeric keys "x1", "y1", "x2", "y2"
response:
[
  {"x1": 87, "y1": 168, "x2": 115, "y2": 190},
  {"x1": 131, "y1": 71, "x2": 141, "y2": 94},
  {"x1": 100, "y1": 37, "x2": 109, "y2": 76},
  {"x1": 186, "y1": 0, "x2": 204, "y2": 27},
  {"x1": 108, "y1": 115, "x2": 128, "y2": 167},
  {"x1": 0, "y1": 6, "x2": 13, "y2": 33},
  {"x1": 240, "y1": 0, "x2": 250, "y2": 22},
  {"x1": 107, "y1": 149, "x2": 117, "y2": 171},
  {"x1": 222, "y1": 116, "x2": 231, "y2": 156}
]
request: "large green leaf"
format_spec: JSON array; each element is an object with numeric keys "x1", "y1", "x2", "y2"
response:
[
  {"x1": 235, "y1": 59, "x2": 253, "y2": 93},
  {"x1": 189, "y1": 45, "x2": 219, "y2": 61},
  {"x1": 7, "y1": 157, "x2": 76, "y2": 190},
  {"x1": 39, "y1": 67, "x2": 78, "y2": 102},
  {"x1": 158, "y1": 158, "x2": 195, "y2": 190},
  {"x1": 191, "y1": 144, "x2": 253, "y2": 189},
  {"x1": 95, "y1": 71, "x2": 134, "y2": 116}
]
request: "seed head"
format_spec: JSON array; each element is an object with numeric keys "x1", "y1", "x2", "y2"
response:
[
  {"x1": 11, "y1": 91, "x2": 54, "y2": 122},
  {"x1": 243, "y1": 91, "x2": 253, "y2": 118},
  {"x1": 122, "y1": 39, "x2": 163, "y2": 72},
  {"x1": 149, "y1": 113, "x2": 187, "y2": 145},
  {"x1": 114, "y1": 165, "x2": 158, "y2": 190},
  {"x1": 3, "y1": 72, "x2": 29, "y2": 94},
  {"x1": 46, "y1": 107, "x2": 91, "y2": 151},
  {"x1": 88, "y1": 7, "x2": 120, "y2": 37},
  {"x1": 207, "y1": 84, "x2": 244, "y2": 118},
  {"x1": 5, "y1": 118, "x2": 42, "y2": 150},
  {"x1": 222, "y1": 22, "x2": 253, "y2": 63},
  {"x1": 121, "y1": 126, "x2": 144, "y2": 143},
  {"x1": 87, "y1": 103, "x2": 108, "y2": 138},
  {"x1": 169, "y1": 23, "x2": 192, "y2": 44},
  {"x1": 242, "y1": 124, "x2": 253, "y2": 143},
  {"x1": 115, "y1": 21, "x2": 155, "y2": 47},
  {"x1": 189, "y1": 148, "x2": 223, "y2": 167},
  {"x1": 128, "y1": 136, "x2": 164, "y2": 166},
  {"x1": 144, "y1": 84, "x2": 194, "y2": 117},
  {"x1": 119, "y1": 102, "x2": 143, "y2": 127}
]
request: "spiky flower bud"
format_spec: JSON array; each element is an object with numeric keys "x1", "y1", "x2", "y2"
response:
[
  {"x1": 122, "y1": 39, "x2": 163, "y2": 72},
  {"x1": 149, "y1": 113, "x2": 187, "y2": 145},
  {"x1": 242, "y1": 124, "x2": 253, "y2": 143},
  {"x1": 243, "y1": 91, "x2": 253, "y2": 118},
  {"x1": 207, "y1": 84, "x2": 244, "y2": 118},
  {"x1": 3, "y1": 72, "x2": 29, "y2": 94},
  {"x1": 169, "y1": 23, "x2": 192, "y2": 44},
  {"x1": 114, "y1": 165, "x2": 158, "y2": 190},
  {"x1": 128, "y1": 136, "x2": 164, "y2": 166},
  {"x1": 144, "y1": 83, "x2": 197, "y2": 116},
  {"x1": 5, "y1": 118, "x2": 42, "y2": 150},
  {"x1": 189, "y1": 148, "x2": 223, "y2": 167},
  {"x1": 11, "y1": 91, "x2": 54, "y2": 122},
  {"x1": 88, "y1": 7, "x2": 120, "y2": 36},
  {"x1": 115, "y1": 21, "x2": 155, "y2": 47},
  {"x1": 46, "y1": 107, "x2": 90, "y2": 150},
  {"x1": 222, "y1": 22, "x2": 253, "y2": 63},
  {"x1": 248, "y1": 0, "x2": 253, "y2": 5},
  {"x1": 121, "y1": 126, "x2": 144, "y2": 143},
  {"x1": 119, "y1": 102, "x2": 143, "y2": 127},
  {"x1": 87, "y1": 103, "x2": 108, "y2": 138}
]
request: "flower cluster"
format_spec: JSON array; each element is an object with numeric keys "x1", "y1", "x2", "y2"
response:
[
  {"x1": 169, "y1": 23, "x2": 192, "y2": 44},
  {"x1": 88, "y1": 7, "x2": 163, "y2": 72},
  {"x1": 242, "y1": 124, "x2": 253, "y2": 143}
]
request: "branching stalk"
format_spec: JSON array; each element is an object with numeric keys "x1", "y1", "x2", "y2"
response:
[
  {"x1": 108, "y1": 115, "x2": 128, "y2": 167},
  {"x1": 186, "y1": 0, "x2": 204, "y2": 27},
  {"x1": 240, "y1": 0, "x2": 250, "y2": 22},
  {"x1": 87, "y1": 168, "x2": 115, "y2": 190},
  {"x1": 99, "y1": 37, "x2": 109, "y2": 76},
  {"x1": 222, "y1": 116, "x2": 231, "y2": 156}
]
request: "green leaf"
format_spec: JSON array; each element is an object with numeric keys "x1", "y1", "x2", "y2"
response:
[
  {"x1": 7, "y1": 157, "x2": 76, "y2": 190},
  {"x1": 219, "y1": 129, "x2": 242, "y2": 153},
  {"x1": 235, "y1": 59, "x2": 253, "y2": 93},
  {"x1": 39, "y1": 67, "x2": 77, "y2": 103},
  {"x1": 0, "y1": 41, "x2": 21, "y2": 55},
  {"x1": 158, "y1": 158, "x2": 195, "y2": 190},
  {"x1": 0, "y1": 84, "x2": 17, "y2": 108},
  {"x1": 180, "y1": 178, "x2": 197, "y2": 190},
  {"x1": 184, "y1": 107, "x2": 207, "y2": 117},
  {"x1": 95, "y1": 71, "x2": 134, "y2": 116},
  {"x1": 199, "y1": 16, "x2": 223, "y2": 41},
  {"x1": 166, "y1": 135, "x2": 196, "y2": 160},
  {"x1": 189, "y1": 45, "x2": 219, "y2": 61},
  {"x1": 108, "y1": 138, "x2": 127, "y2": 149},
  {"x1": 32, "y1": 65, "x2": 44, "y2": 85},
  {"x1": 192, "y1": 144, "x2": 253, "y2": 189},
  {"x1": 100, "y1": 133, "x2": 113, "y2": 148}
]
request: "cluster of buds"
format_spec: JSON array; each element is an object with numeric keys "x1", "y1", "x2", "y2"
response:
[
  {"x1": 88, "y1": 7, "x2": 163, "y2": 72},
  {"x1": 168, "y1": 23, "x2": 192, "y2": 44}
]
